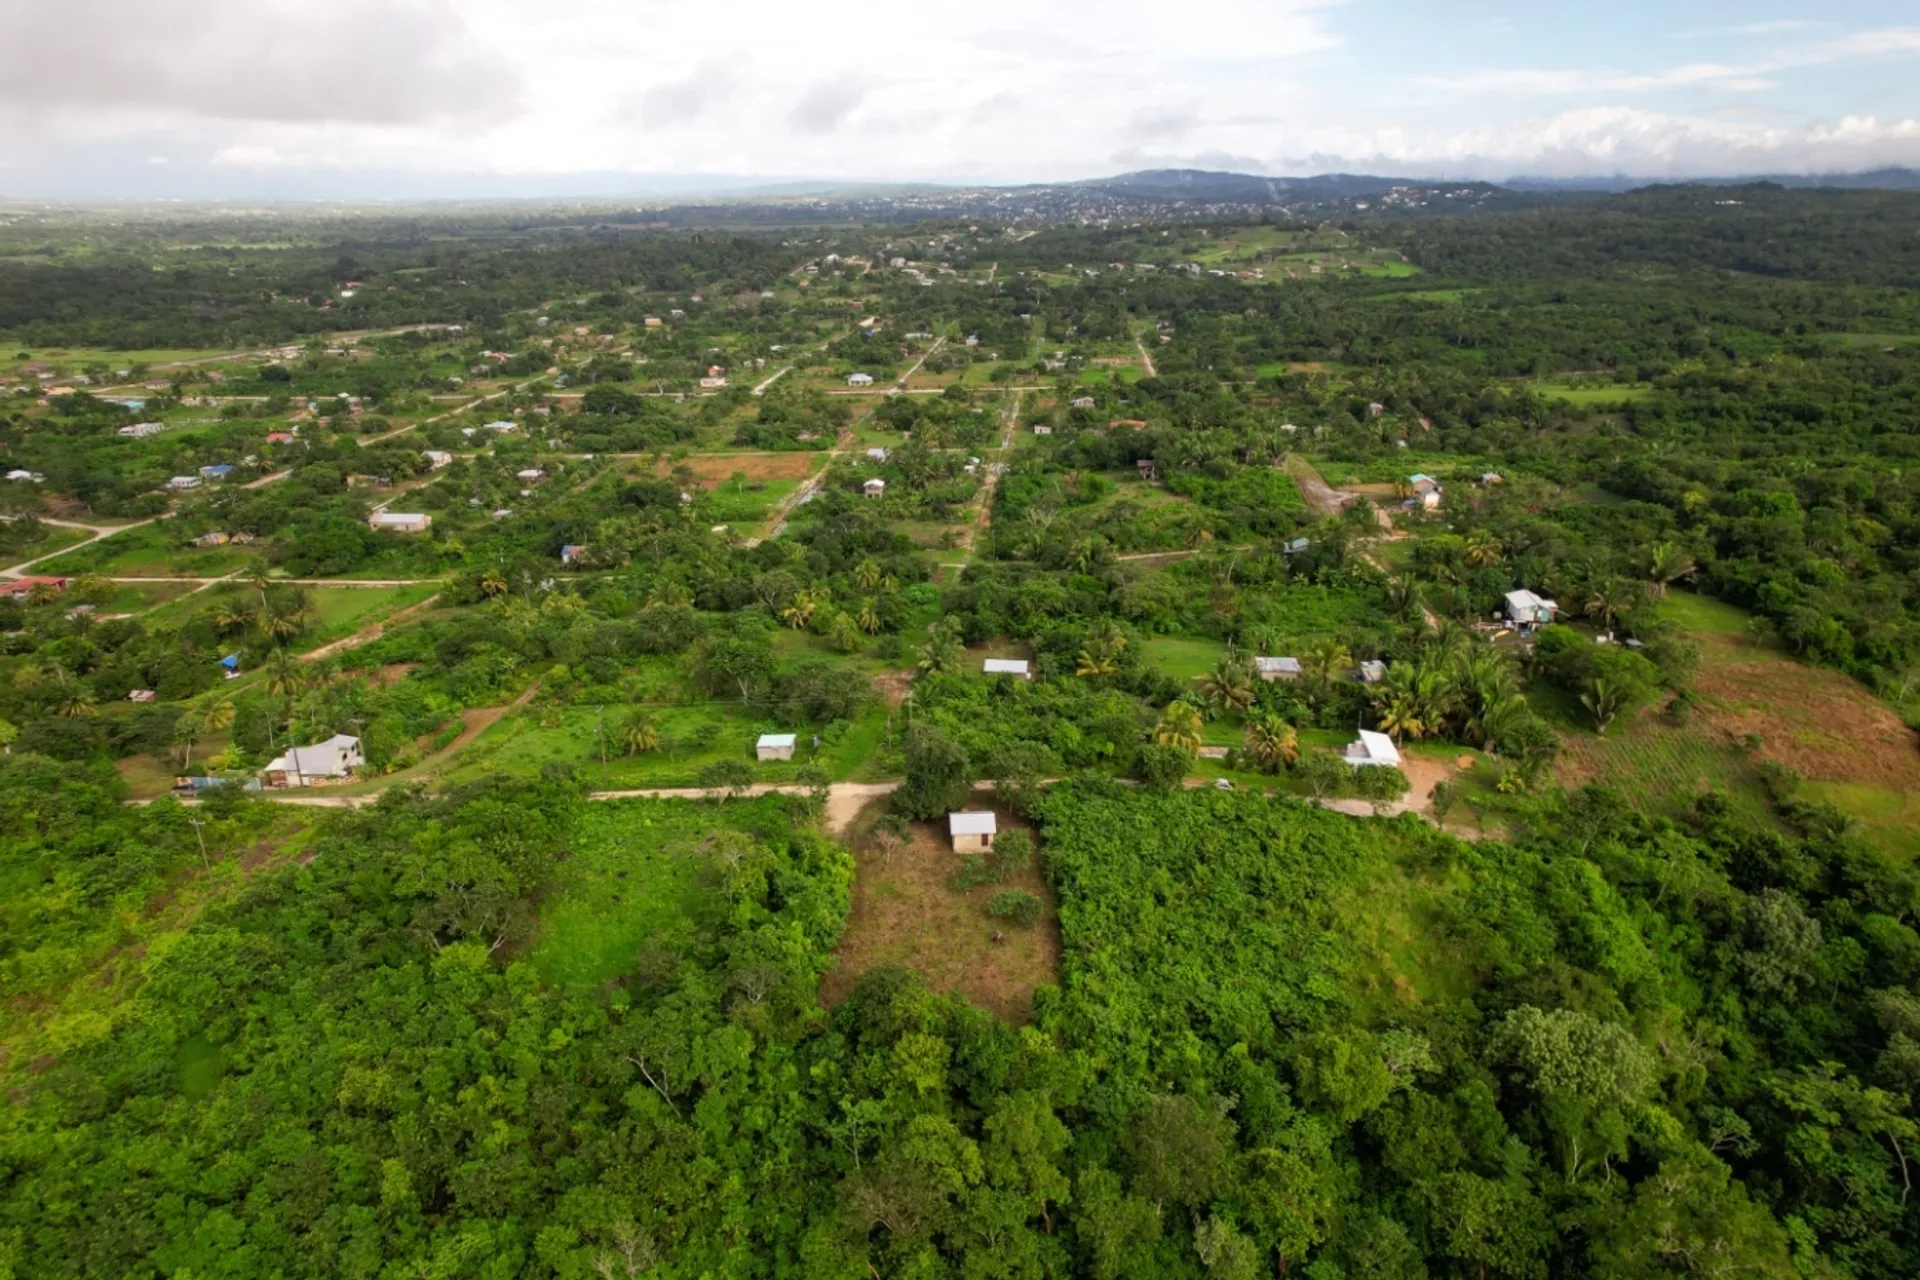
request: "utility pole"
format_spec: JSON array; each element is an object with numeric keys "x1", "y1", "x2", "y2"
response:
[{"x1": 187, "y1": 817, "x2": 209, "y2": 872}]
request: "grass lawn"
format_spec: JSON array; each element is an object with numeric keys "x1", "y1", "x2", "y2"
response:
[
  {"x1": 1656, "y1": 590, "x2": 1748, "y2": 635},
  {"x1": 1802, "y1": 782, "x2": 1920, "y2": 861},
  {"x1": 1141, "y1": 634, "x2": 1231, "y2": 681},
  {"x1": 301, "y1": 584, "x2": 441, "y2": 638},
  {"x1": 1359, "y1": 260, "x2": 1424, "y2": 278}
]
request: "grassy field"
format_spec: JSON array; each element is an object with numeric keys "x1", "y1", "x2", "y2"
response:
[
  {"x1": 38, "y1": 524, "x2": 258, "y2": 578},
  {"x1": 526, "y1": 797, "x2": 776, "y2": 988},
  {"x1": 1141, "y1": 634, "x2": 1231, "y2": 680},
  {"x1": 1532, "y1": 381, "x2": 1654, "y2": 405}
]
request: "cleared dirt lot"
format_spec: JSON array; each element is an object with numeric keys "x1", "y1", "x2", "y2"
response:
[{"x1": 819, "y1": 798, "x2": 1061, "y2": 1023}]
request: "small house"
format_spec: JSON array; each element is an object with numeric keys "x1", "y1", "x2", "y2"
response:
[
  {"x1": 1480, "y1": 472, "x2": 1504, "y2": 486},
  {"x1": 5, "y1": 469, "x2": 43, "y2": 483},
  {"x1": 699, "y1": 376, "x2": 727, "y2": 389},
  {"x1": 948, "y1": 811, "x2": 998, "y2": 854},
  {"x1": 1504, "y1": 589, "x2": 1557, "y2": 628},
  {"x1": 1368, "y1": 402, "x2": 1386, "y2": 418},
  {"x1": 168, "y1": 475, "x2": 202, "y2": 491},
  {"x1": 263, "y1": 734, "x2": 364, "y2": 787},
  {"x1": 863, "y1": 478, "x2": 887, "y2": 498},
  {"x1": 199, "y1": 464, "x2": 234, "y2": 481},
  {"x1": 1071, "y1": 396, "x2": 1095, "y2": 409},
  {"x1": 1136, "y1": 458, "x2": 1159, "y2": 482},
  {"x1": 219, "y1": 653, "x2": 241, "y2": 678},
  {"x1": 755, "y1": 733, "x2": 797, "y2": 762},
  {"x1": 1358, "y1": 660, "x2": 1387, "y2": 685},
  {"x1": 516, "y1": 468, "x2": 547, "y2": 484},
  {"x1": 118, "y1": 422, "x2": 166, "y2": 438},
  {"x1": 865, "y1": 447, "x2": 890, "y2": 461},
  {"x1": 1343, "y1": 729, "x2": 1401, "y2": 769},
  {"x1": 3, "y1": 575, "x2": 67, "y2": 599},
  {"x1": 266, "y1": 431, "x2": 297, "y2": 444},
  {"x1": 193, "y1": 531, "x2": 231, "y2": 547},
  {"x1": 482, "y1": 420, "x2": 516, "y2": 433},
  {"x1": 644, "y1": 316, "x2": 663, "y2": 328},
  {"x1": 983, "y1": 658, "x2": 1031, "y2": 680},
  {"x1": 847, "y1": 372, "x2": 875, "y2": 387},
  {"x1": 1282, "y1": 537, "x2": 1311, "y2": 556},
  {"x1": 1031, "y1": 424, "x2": 1052, "y2": 436},
  {"x1": 1254, "y1": 656, "x2": 1302, "y2": 681},
  {"x1": 422, "y1": 449, "x2": 454, "y2": 469},
  {"x1": 560, "y1": 544, "x2": 586, "y2": 567},
  {"x1": 369, "y1": 512, "x2": 432, "y2": 533},
  {"x1": 127, "y1": 689, "x2": 156, "y2": 703}
]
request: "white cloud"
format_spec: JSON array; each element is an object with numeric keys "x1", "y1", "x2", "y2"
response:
[{"x1": 1, "y1": 1, "x2": 1916, "y2": 191}]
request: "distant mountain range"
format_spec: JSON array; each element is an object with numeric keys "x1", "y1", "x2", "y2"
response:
[{"x1": 1075, "y1": 166, "x2": 1920, "y2": 201}]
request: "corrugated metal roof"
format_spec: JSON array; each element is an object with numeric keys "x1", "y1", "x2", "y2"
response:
[{"x1": 948, "y1": 811, "x2": 998, "y2": 836}]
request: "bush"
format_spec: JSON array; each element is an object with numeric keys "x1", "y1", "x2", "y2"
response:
[
  {"x1": 989, "y1": 827, "x2": 1033, "y2": 877},
  {"x1": 987, "y1": 889, "x2": 1043, "y2": 926},
  {"x1": 1135, "y1": 742, "x2": 1190, "y2": 791},
  {"x1": 954, "y1": 854, "x2": 998, "y2": 890}
]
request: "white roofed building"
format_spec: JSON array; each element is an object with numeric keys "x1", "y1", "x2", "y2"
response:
[
  {"x1": 1343, "y1": 730, "x2": 1402, "y2": 769},
  {"x1": 1254, "y1": 656, "x2": 1302, "y2": 681},
  {"x1": 264, "y1": 734, "x2": 364, "y2": 787},
  {"x1": 948, "y1": 811, "x2": 998, "y2": 854},
  {"x1": 755, "y1": 733, "x2": 797, "y2": 762},
  {"x1": 983, "y1": 658, "x2": 1031, "y2": 679}
]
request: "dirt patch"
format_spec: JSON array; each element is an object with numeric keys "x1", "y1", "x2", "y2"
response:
[
  {"x1": 1398, "y1": 753, "x2": 1457, "y2": 812},
  {"x1": 821, "y1": 798, "x2": 1062, "y2": 1023},
  {"x1": 372, "y1": 662, "x2": 419, "y2": 686},
  {"x1": 1694, "y1": 638, "x2": 1920, "y2": 789},
  {"x1": 870, "y1": 669, "x2": 914, "y2": 708},
  {"x1": 653, "y1": 452, "x2": 820, "y2": 485}
]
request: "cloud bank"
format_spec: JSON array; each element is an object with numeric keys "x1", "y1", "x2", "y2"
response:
[{"x1": 0, "y1": 0, "x2": 1916, "y2": 195}]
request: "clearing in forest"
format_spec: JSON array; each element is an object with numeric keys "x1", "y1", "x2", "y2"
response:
[{"x1": 821, "y1": 797, "x2": 1061, "y2": 1023}]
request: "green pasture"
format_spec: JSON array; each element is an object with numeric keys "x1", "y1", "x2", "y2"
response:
[{"x1": 38, "y1": 523, "x2": 258, "y2": 578}]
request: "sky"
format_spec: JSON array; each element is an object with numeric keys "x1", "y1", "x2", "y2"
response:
[{"x1": 2, "y1": 0, "x2": 1918, "y2": 198}]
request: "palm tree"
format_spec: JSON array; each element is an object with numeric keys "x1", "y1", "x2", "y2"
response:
[
  {"x1": 246, "y1": 568, "x2": 274, "y2": 612},
  {"x1": 853, "y1": 558, "x2": 883, "y2": 590},
  {"x1": 855, "y1": 599, "x2": 883, "y2": 635},
  {"x1": 0, "y1": 717, "x2": 16, "y2": 755},
  {"x1": 781, "y1": 591, "x2": 820, "y2": 631},
  {"x1": 263, "y1": 650, "x2": 305, "y2": 734},
  {"x1": 1195, "y1": 658, "x2": 1256, "y2": 716},
  {"x1": 53, "y1": 679, "x2": 97, "y2": 718},
  {"x1": 199, "y1": 696, "x2": 235, "y2": 739},
  {"x1": 617, "y1": 714, "x2": 661, "y2": 756},
  {"x1": 1154, "y1": 700, "x2": 1205, "y2": 755},
  {"x1": 1584, "y1": 577, "x2": 1636, "y2": 633},
  {"x1": 1075, "y1": 624, "x2": 1126, "y2": 679},
  {"x1": 478, "y1": 566, "x2": 509, "y2": 599},
  {"x1": 1243, "y1": 714, "x2": 1299, "y2": 771},
  {"x1": 916, "y1": 631, "x2": 961, "y2": 677},
  {"x1": 1303, "y1": 638, "x2": 1353, "y2": 688},
  {"x1": 214, "y1": 601, "x2": 256, "y2": 636},
  {"x1": 1644, "y1": 542, "x2": 1697, "y2": 596},
  {"x1": 1464, "y1": 530, "x2": 1503, "y2": 567},
  {"x1": 1472, "y1": 695, "x2": 1532, "y2": 756},
  {"x1": 1376, "y1": 695, "x2": 1427, "y2": 743},
  {"x1": 1581, "y1": 677, "x2": 1630, "y2": 735}
]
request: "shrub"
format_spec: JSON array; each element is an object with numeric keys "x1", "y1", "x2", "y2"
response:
[
  {"x1": 989, "y1": 827, "x2": 1034, "y2": 877},
  {"x1": 987, "y1": 889, "x2": 1043, "y2": 926}
]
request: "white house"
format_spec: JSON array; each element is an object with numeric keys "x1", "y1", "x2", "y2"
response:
[
  {"x1": 983, "y1": 658, "x2": 1031, "y2": 679},
  {"x1": 1254, "y1": 656, "x2": 1302, "y2": 681},
  {"x1": 515, "y1": 468, "x2": 547, "y2": 484},
  {"x1": 865, "y1": 447, "x2": 890, "y2": 461},
  {"x1": 948, "y1": 811, "x2": 998, "y2": 854},
  {"x1": 1031, "y1": 424, "x2": 1052, "y2": 436},
  {"x1": 1071, "y1": 396, "x2": 1096, "y2": 409},
  {"x1": 756, "y1": 733, "x2": 797, "y2": 762},
  {"x1": 1343, "y1": 729, "x2": 1401, "y2": 768},
  {"x1": 847, "y1": 372, "x2": 875, "y2": 387},
  {"x1": 482, "y1": 420, "x2": 517, "y2": 433},
  {"x1": 118, "y1": 422, "x2": 166, "y2": 438},
  {"x1": 264, "y1": 734, "x2": 364, "y2": 787},
  {"x1": 699, "y1": 376, "x2": 728, "y2": 389},
  {"x1": 863, "y1": 478, "x2": 887, "y2": 498},
  {"x1": 1504, "y1": 589, "x2": 1558, "y2": 627},
  {"x1": 422, "y1": 449, "x2": 454, "y2": 469},
  {"x1": 1358, "y1": 660, "x2": 1387, "y2": 685},
  {"x1": 5, "y1": 469, "x2": 43, "y2": 483},
  {"x1": 1408, "y1": 474, "x2": 1442, "y2": 510},
  {"x1": 369, "y1": 511, "x2": 432, "y2": 533},
  {"x1": 167, "y1": 475, "x2": 201, "y2": 490}
]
